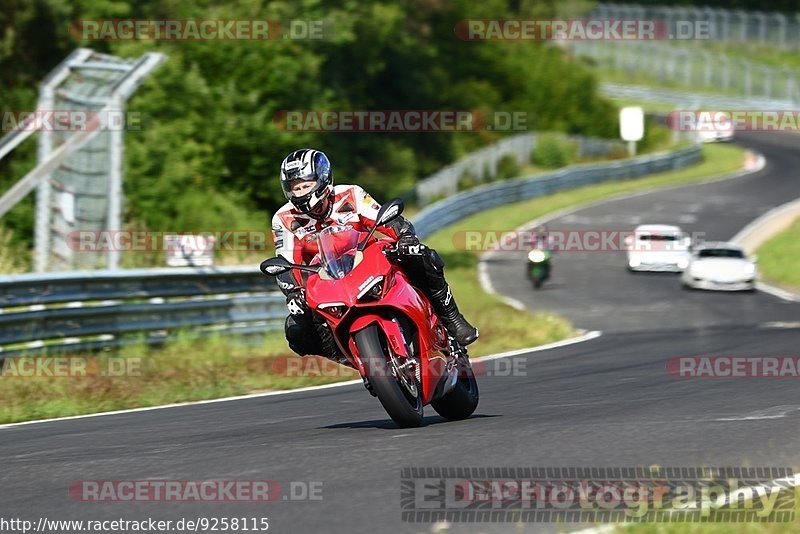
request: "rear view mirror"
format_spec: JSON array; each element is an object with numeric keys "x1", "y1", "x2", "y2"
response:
[
  {"x1": 260, "y1": 257, "x2": 292, "y2": 276},
  {"x1": 750, "y1": 255, "x2": 759, "y2": 263},
  {"x1": 376, "y1": 198, "x2": 404, "y2": 226},
  {"x1": 359, "y1": 198, "x2": 404, "y2": 251}
]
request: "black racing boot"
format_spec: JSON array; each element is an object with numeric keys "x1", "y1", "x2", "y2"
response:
[{"x1": 429, "y1": 285, "x2": 479, "y2": 346}]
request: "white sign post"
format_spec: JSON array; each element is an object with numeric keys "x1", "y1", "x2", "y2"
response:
[
  {"x1": 619, "y1": 106, "x2": 644, "y2": 157},
  {"x1": 165, "y1": 233, "x2": 215, "y2": 267}
]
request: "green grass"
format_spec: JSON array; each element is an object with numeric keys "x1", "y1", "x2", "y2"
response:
[
  {"x1": 611, "y1": 522, "x2": 800, "y2": 534},
  {"x1": 596, "y1": 68, "x2": 747, "y2": 101},
  {"x1": 0, "y1": 332, "x2": 359, "y2": 424},
  {"x1": 607, "y1": 97, "x2": 684, "y2": 115},
  {"x1": 756, "y1": 216, "x2": 800, "y2": 291},
  {"x1": 0, "y1": 143, "x2": 746, "y2": 424},
  {"x1": 596, "y1": 485, "x2": 800, "y2": 534}
]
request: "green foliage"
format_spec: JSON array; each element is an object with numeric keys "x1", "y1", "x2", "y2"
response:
[
  {"x1": 531, "y1": 133, "x2": 578, "y2": 168},
  {"x1": 495, "y1": 154, "x2": 521, "y2": 180},
  {"x1": 1, "y1": 0, "x2": 618, "y2": 256},
  {"x1": 457, "y1": 169, "x2": 481, "y2": 191},
  {"x1": 0, "y1": 225, "x2": 28, "y2": 273}
]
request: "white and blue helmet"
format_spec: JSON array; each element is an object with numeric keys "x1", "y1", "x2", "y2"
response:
[{"x1": 280, "y1": 149, "x2": 333, "y2": 217}]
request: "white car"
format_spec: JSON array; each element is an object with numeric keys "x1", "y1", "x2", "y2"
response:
[
  {"x1": 681, "y1": 242, "x2": 757, "y2": 291},
  {"x1": 697, "y1": 126, "x2": 735, "y2": 143},
  {"x1": 626, "y1": 224, "x2": 692, "y2": 272},
  {"x1": 695, "y1": 111, "x2": 735, "y2": 143}
]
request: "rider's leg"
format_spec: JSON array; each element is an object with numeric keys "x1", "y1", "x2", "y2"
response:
[
  {"x1": 397, "y1": 244, "x2": 479, "y2": 346},
  {"x1": 284, "y1": 314, "x2": 354, "y2": 368}
]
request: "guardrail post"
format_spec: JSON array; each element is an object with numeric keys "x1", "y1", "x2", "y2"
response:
[
  {"x1": 717, "y1": 8, "x2": 730, "y2": 41},
  {"x1": 762, "y1": 66, "x2": 772, "y2": 100},
  {"x1": 753, "y1": 11, "x2": 767, "y2": 44},
  {"x1": 773, "y1": 13, "x2": 787, "y2": 48},
  {"x1": 739, "y1": 60, "x2": 752, "y2": 98},
  {"x1": 734, "y1": 10, "x2": 748, "y2": 42},
  {"x1": 720, "y1": 55, "x2": 731, "y2": 90},
  {"x1": 107, "y1": 96, "x2": 124, "y2": 270}
]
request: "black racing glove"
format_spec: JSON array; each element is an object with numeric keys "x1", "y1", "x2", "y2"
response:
[
  {"x1": 286, "y1": 288, "x2": 309, "y2": 316},
  {"x1": 396, "y1": 233, "x2": 422, "y2": 256}
]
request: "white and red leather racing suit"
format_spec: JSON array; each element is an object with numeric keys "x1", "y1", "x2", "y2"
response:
[
  {"x1": 271, "y1": 184, "x2": 410, "y2": 293},
  {"x1": 270, "y1": 184, "x2": 475, "y2": 357}
]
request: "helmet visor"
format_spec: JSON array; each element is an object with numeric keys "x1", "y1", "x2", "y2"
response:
[{"x1": 282, "y1": 176, "x2": 318, "y2": 198}]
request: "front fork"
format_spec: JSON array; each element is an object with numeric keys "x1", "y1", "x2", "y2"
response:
[
  {"x1": 347, "y1": 314, "x2": 460, "y2": 404},
  {"x1": 431, "y1": 337, "x2": 465, "y2": 400}
]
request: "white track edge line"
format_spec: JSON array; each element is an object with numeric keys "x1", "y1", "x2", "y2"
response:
[{"x1": 0, "y1": 331, "x2": 602, "y2": 430}]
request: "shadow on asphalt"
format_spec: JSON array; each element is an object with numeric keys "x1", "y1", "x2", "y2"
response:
[{"x1": 321, "y1": 413, "x2": 500, "y2": 430}]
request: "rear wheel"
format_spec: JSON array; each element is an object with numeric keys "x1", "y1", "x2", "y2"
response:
[
  {"x1": 355, "y1": 325, "x2": 423, "y2": 428},
  {"x1": 431, "y1": 351, "x2": 479, "y2": 421}
]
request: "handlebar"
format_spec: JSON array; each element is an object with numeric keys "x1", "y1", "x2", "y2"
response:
[{"x1": 383, "y1": 241, "x2": 401, "y2": 262}]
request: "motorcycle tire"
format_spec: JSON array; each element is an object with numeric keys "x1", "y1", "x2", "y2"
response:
[
  {"x1": 431, "y1": 353, "x2": 479, "y2": 421},
  {"x1": 355, "y1": 324, "x2": 424, "y2": 428}
]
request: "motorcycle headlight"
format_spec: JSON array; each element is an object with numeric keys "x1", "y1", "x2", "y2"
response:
[
  {"x1": 357, "y1": 276, "x2": 385, "y2": 301},
  {"x1": 528, "y1": 249, "x2": 547, "y2": 262},
  {"x1": 318, "y1": 302, "x2": 346, "y2": 318}
]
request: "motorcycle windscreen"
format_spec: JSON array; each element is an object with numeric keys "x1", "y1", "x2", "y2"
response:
[{"x1": 317, "y1": 226, "x2": 368, "y2": 279}]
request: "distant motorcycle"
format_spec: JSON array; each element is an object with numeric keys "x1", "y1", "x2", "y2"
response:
[
  {"x1": 526, "y1": 248, "x2": 551, "y2": 289},
  {"x1": 260, "y1": 199, "x2": 479, "y2": 428}
]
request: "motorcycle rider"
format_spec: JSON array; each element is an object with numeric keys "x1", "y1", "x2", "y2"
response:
[
  {"x1": 271, "y1": 148, "x2": 479, "y2": 362},
  {"x1": 531, "y1": 224, "x2": 553, "y2": 251}
]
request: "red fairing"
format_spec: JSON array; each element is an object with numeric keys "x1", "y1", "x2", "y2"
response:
[{"x1": 305, "y1": 236, "x2": 450, "y2": 406}]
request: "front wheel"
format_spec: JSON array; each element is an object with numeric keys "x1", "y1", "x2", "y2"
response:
[
  {"x1": 431, "y1": 354, "x2": 479, "y2": 421},
  {"x1": 354, "y1": 325, "x2": 423, "y2": 428}
]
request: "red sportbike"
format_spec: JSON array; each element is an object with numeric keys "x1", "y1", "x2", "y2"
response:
[{"x1": 260, "y1": 199, "x2": 479, "y2": 427}]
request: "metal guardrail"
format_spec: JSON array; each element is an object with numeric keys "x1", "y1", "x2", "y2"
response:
[
  {"x1": 413, "y1": 144, "x2": 703, "y2": 238},
  {"x1": 0, "y1": 144, "x2": 701, "y2": 357},
  {"x1": 0, "y1": 266, "x2": 283, "y2": 357},
  {"x1": 416, "y1": 133, "x2": 624, "y2": 204},
  {"x1": 594, "y1": 3, "x2": 800, "y2": 49},
  {"x1": 600, "y1": 82, "x2": 795, "y2": 110},
  {"x1": 573, "y1": 41, "x2": 800, "y2": 106}
]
